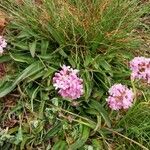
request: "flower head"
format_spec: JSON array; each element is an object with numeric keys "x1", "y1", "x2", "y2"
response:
[
  {"x1": 106, "y1": 84, "x2": 134, "y2": 110},
  {"x1": 53, "y1": 65, "x2": 83, "y2": 100},
  {"x1": 0, "y1": 36, "x2": 7, "y2": 54},
  {"x1": 130, "y1": 57, "x2": 150, "y2": 83}
]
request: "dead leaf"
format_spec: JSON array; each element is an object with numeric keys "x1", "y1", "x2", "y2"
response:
[{"x1": 0, "y1": 11, "x2": 7, "y2": 34}]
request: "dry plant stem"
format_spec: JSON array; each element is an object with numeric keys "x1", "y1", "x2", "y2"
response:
[{"x1": 105, "y1": 128, "x2": 149, "y2": 150}]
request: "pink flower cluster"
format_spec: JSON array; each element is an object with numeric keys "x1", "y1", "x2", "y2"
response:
[
  {"x1": 106, "y1": 84, "x2": 134, "y2": 110},
  {"x1": 130, "y1": 57, "x2": 150, "y2": 83},
  {"x1": 0, "y1": 36, "x2": 7, "y2": 54},
  {"x1": 53, "y1": 65, "x2": 83, "y2": 100}
]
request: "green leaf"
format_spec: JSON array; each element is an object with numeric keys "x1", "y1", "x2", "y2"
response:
[
  {"x1": 17, "y1": 31, "x2": 31, "y2": 39},
  {"x1": 0, "y1": 55, "x2": 11, "y2": 63},
  {"x1": 42, "y1": 67, "x2": 56, "y2": 79},
  {"x1": 47, "y1": 24, "x2": 65, "y2": 45},
  {"x1": 30, "y1": 86, "x2": 40, "y2": 111},
  {"x1": 84, "y1": 54, "x2": 92, "y2": 67},
  {"x1": 26, "y1": 70, "x2": 46, "y2": 82},
  {"x1": 99, "y1": 59, "x2": 112, "y2": 75},
  {"x1": 83, "y1": 70, "x2": 93, "y2": 100},
  {"x1": 10, "y1": 53, "x2": 34, "y2": 64},
  {"x1": 69, "y1": 125, "x2": 90, "y2": 150},
  {"x1": 39, "y1": 91, "x2": 48, "y2": 118},
  {"x1": 11, "y1": 42, "x2": 29, "y2": 50},
  {"x1": 45, "y1": 121, "x2": 62, "y2": 140},
  {"x1": 86, "y1": 108, "x2": 99, "y2": 115},
  {"x1": 52, "y1": 140, "x2": 68, "y2": 150},
  {"x1": 59, "y1": 48, "x2": 68, "y2": 58},
  {"x1": 41, "y1": 40, "x2": 49, "y2": 55},
  {"x1": 14, "y1": 126, "x2": 23, "y2": 145},
  {"x1": 23, "y1": 62, "x2": 44, "y2": 79},
  {"x1": 0, "y1": 61, "x2": 43, "y2": 98},
  {"x1": 89, "y1": 100, "x2": 111, "y2": 128},
  {"x1": 68, "y1": 56, "x2": 76, "y2": 68},
  {"x1": 92, "y1": 139, "x2": 103, "y2": 150},
  {"x1": 29, "y1": 41, "x2": 37, "y2": 57}
]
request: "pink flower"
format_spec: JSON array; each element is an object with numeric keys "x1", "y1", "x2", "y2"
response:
[
  {"x1": 106, "y1": 84, "x2": 134, "y2": 110},
  {"x1": 53, "y1": 65, "x2": 83, "y2": 100},
  {"x1": 130, "y1": 57, "x2": 150, "y2": 83},
  {"x1": 0, "y1": 36, "x2": 7, "y2": 54}
]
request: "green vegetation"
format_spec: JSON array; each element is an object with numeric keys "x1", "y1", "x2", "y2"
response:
[{"x1": 0, "y1": 0, "x2": 150, "y2": 149}]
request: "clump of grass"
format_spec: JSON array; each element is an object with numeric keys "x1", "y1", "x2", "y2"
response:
[{"x1": 0, "y1": 0, "x2": 149, "y2": 149}]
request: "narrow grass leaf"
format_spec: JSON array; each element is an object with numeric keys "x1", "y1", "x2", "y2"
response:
[
  {"x1": 42, "y1": 67, "x2": 56, "y2": 79},
  {"x1": 41, "y1": 40, "x2": 49, "y2": 55},
  {"x1": 52, "y1": 140, "x2": 68, "y2": 150},
  {"x1": 90, "y1": 100, "x2": 111, "y2": 128},
  {"x1": 45, "y1": 121, "x2": 62, "y2": 140},
  {"x1": 0, "y1": 55, "x2": 11, "y2": 63},
  {"x1": 30, "y1": 86, "x2": 40, "y2": 112},
  {"x1": 69, "y1": 125, "x2": 90, "y2": 150},
  {"x1": 10, "y1": 53, "x2": 34, "y2": 64},
  {"x1": 0, "y1": 61, "x2": 43, "y2": 97},
  {"x1": 29, "y1": 41, "x2": 37, "y2": 57}
]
